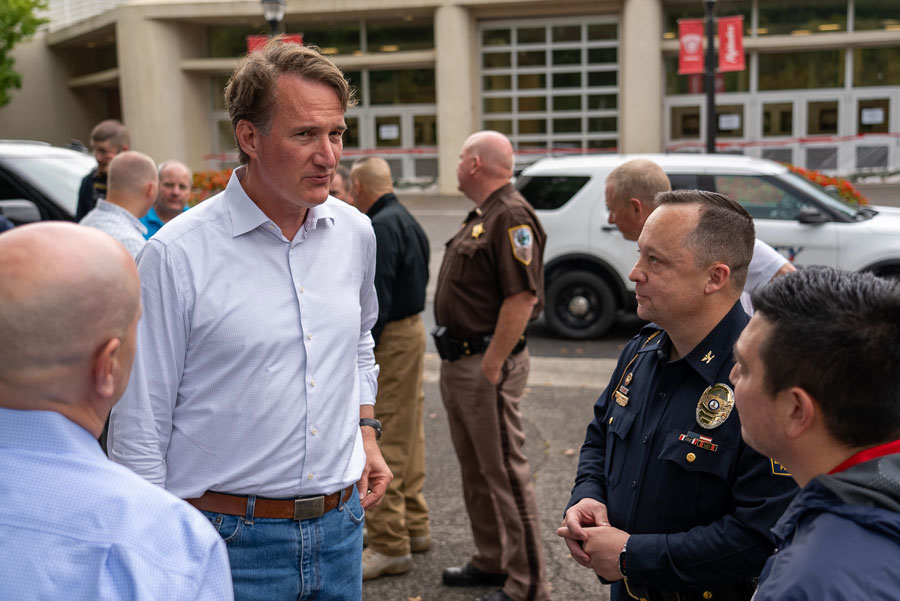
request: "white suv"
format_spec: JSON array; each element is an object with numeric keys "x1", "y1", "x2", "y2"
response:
[{"x1": 516, "y1": 153, "x2": 900, "y2": 339}]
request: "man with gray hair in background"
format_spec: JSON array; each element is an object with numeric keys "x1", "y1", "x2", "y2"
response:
[
  {"x1": 80, "y1": 150, "x2": 158, "y2": 258},
  {"x1": 141, "y1": 160, "x2": 193, "y2": 238},
  {"x1": 0, "y1": 223, "x2": 233, "y2": 601},
  {"x1": 604, "y1": 158, "x2": 794, "y2": 312},
  {"x1": 109, "y1": 37, "x2": 390, "y2": 601}
]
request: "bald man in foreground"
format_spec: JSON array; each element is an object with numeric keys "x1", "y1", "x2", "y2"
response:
[
  {"x1": 351, "y1": 157, "x2": 431, "y2": 580},
  {"x1": 0, "y1": 223, "x2": 232, "y2": 601},
  {"x1": 80, "y1": 150, "x2": 159, "y2": 258},
  {"x1": 434, "y1": 131, "x2": 549, "y2": 601}
]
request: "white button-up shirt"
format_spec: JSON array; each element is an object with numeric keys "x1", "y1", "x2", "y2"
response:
[{"x1": 109, "y1": 167, "x2": 379, "y2": 499}]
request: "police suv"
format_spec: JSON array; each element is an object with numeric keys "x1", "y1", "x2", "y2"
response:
[{"x1": 516, "y1": 154, "x2": 900, "y2": 339}]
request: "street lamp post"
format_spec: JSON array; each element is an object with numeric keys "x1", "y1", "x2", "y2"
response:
[
  {"x1": 704, "y1": 0, "x2": 717, "y2": 153},
  {"x1": 261, "y1": 0, "x2": 285, "y2": 37}
]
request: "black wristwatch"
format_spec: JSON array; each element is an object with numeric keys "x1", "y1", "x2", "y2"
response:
[
  {"x1": 359, "y1": 418, "x2": 382, "y2": 440},
  {"x1": 618, "y1": 539, "x2": 628, "y2": 578}
]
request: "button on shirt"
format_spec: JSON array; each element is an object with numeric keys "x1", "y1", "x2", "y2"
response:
[
  {"x1": 568, "y1": 302, "x2": 797, "y2": 590},
  {"x1": 79, "y1": 199, "x2": 148, "y2": 258},
  {"x1": 0, "y1": 408, "x2": 233, "y2": 601},
  {"x1": 109, "y1": 166, "x2": 379, "y2": 499}
]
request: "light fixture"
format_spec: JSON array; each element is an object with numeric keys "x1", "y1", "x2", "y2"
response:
[
  {"x1": 260, "y1": 0, "x2": 285, "y2": 37},
  {"x1": 818, "y1": 23, "x2": 840, "y2": 31}
]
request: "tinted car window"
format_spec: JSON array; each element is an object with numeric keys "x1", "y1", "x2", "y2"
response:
[
  {"x1": 713, "y1": 174, "x2": 812, "y2": 221},
  {"x1": 667, "y1": 173, "x2": 700, "y2": 190},
  {"x1": 516, "y1": 175, "x2": 590, "y2": 210}
]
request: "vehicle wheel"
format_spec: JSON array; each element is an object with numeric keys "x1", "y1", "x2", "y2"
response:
[{"x1": 545, "y1": 270, "x2": 617, "y2": 340}]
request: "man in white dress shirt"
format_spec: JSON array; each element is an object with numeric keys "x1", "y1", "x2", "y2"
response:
[
  {"x1": 80, "y1": 150, "x2": 158, "y2": 259},
  {"x1": 109, "y1": 37, "x2": 391, "y2": 601}
]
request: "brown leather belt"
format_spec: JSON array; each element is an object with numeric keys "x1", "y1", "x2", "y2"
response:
[{"x1": 186, "y1": 486, "x2": 354, "y2": 521}]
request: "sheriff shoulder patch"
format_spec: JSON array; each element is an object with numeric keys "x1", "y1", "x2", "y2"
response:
[{"x1": 508, "y1": 225, "x2": 534, "y2": 265}]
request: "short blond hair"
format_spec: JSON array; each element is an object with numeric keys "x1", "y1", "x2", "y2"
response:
[
  {"x1": 606, "y1": 159, "x2": 670, "y2": 208},
  {"x1": 225, "y1": 37, "x2": 356, "y2": 164}
]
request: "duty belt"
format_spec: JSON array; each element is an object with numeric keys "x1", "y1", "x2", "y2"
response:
[{"x1": 431, "y1": 326, "x2": 526, "y2": 362}]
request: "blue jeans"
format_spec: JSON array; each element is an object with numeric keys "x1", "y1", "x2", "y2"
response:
[{"x1": 201, "y1": 487, "x2": 364, "y2": 601}]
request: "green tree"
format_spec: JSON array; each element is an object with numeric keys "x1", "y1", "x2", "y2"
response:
[{"x1": 0, "y1": 0, "x2": 48, "y2": 107}]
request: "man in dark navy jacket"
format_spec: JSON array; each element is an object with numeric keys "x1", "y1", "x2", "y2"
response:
[
  {"x1": 733, "y1": 267, "x2": 900, "y2": 601},
  {"x1": 558, "y1": 190, "x2": 797, "y2": 601}
]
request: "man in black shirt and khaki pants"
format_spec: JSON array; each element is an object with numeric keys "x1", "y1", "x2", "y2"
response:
[{"x1": 350, "y1": 156, "x2": 432, "y2": 580}]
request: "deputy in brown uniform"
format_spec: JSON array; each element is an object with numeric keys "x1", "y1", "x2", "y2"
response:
[{"x1": 434, "y1": 130, "x2": 549, "y2": 601}]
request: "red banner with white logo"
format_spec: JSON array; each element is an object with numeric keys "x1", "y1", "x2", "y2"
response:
[
  {"x1": 678, "y1": 19, "x2": 705, "y2": 75},
  {"x1": 717, "y1": 16, "x2": 745, "y2": 72},
  {"x1": 246, "y1": 33, "x2": 304, "y2": 53}
]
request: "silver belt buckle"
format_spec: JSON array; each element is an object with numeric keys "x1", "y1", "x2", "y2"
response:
[{"x1": 293, "y1": 495, "x2": 325, "y2": 520}]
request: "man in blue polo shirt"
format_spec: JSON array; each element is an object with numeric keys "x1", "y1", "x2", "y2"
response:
[{"x1": 141, "y1": 160, "x2": 192, "y2": 238}]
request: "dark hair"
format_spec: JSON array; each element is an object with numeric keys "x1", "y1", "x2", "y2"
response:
[
  {"x1": 655, "y1": 189, "x2": 755, "y2": 290},
  {"x1": 752, "y1": 266, "x2": 900, "y2": 447},
  {"x1": 224, "y1": 37, "x2": 356, "y2": 164},
  {"x1": 90, "y1": 119, "x2": 129, "y2": 149}
]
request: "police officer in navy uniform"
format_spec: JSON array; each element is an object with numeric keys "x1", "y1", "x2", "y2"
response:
[
  {"x1": 434, "y1": 130, "x2": 550, "y2": 601},
  {"x1": 558, "y1": 190, "x2": 797, "y2": 601}
]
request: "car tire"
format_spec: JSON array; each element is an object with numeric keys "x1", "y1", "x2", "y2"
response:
[{"x1": 545, "y1": 269, "x2": 617, "y2": 340}]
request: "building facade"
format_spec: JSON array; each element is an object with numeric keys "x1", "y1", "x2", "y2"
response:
[{"x1": 4, "y1": 0, "x2": 898, "y2": 193}]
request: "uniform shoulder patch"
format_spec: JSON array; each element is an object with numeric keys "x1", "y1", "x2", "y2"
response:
[
  {"x1": 770, "y1": 459, "x2": 792, "y2": 477},
  {"x1": 508, "y1": 224, "x2": 535, "y2": 265}
]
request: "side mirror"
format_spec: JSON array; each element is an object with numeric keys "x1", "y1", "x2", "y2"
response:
[
  {"x1": 797, "y1": 206, "x2": 829, "y2": 225},
  {"x1": 0, "y1": 199, "x2": 42, "y2": 224}
]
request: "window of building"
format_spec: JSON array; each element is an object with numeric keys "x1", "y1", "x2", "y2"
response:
[
  {"x1": 671, "y1": 105, "x2": 701, "y2": 139},
  {"x1": 664, "y1": 56, "x2": 749, "y2": 95},
  {"x1": 369, "y1": 69, "x2": 436, "y2": 105},
  {"x1": 757, "y1": 0, "x2": 846, "y2": 36},
  {"x1": 857, "y1": 98, "x2": 890, "y2": 134},
  {"x1": 758, "y1": 51, "x2": 844, "y2": 90},
  {"x1": 302, "y1": 23, "x2": 363, "y2": 55},
  {"x1": 662, "y1": 1, "x2": 751, "y2": 39},
  {"x1": 853, "y1": 47, "x2": 900, "y2": 87},
  {"x1": 479, "y1": 15, "x2": 619, "y2": 154},
  {"x1": 367, "y1": 19, "x2": 434, "y2": 53},
  {"x1": 762, "y1": 102, "x2": 793, "y2": 137},
  {"x1": 716, "y1": 105, "x2": 744, "y2": 138},
  {"x1": 807, "y1": 100, "x2": 839, "y2": 135},
  {"x1": 854, "y1": 0, "x2": 900, "y2": 32}
]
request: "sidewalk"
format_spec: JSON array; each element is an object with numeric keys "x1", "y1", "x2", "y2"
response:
[{"x1": 362, "y1": 356, "x2": 615, "y2": 601}]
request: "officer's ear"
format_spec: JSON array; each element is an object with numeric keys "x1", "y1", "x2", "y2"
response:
[{"x1": 704, "y1": 263, "x2": 730, "y2": 294}]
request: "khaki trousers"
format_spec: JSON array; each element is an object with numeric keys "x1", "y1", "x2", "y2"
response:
[
  {"x1": 440, "y1": 349, "x2": 549, "y2": 601},
  {"x1": 366, "y1": 314, "x2": 430, "y2": 556}
]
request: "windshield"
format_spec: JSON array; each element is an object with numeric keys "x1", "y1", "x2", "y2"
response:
[
  {"x1": 4, "y1": 153, "x2": 96, "y2": 216},
  {"x1": 778, "y1": 171, "x2": 859, "y2": 219}
]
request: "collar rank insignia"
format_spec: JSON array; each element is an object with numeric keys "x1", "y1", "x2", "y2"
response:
[
  {"x1": 472, "y1": 223, "x2": 485, "y2": 239},
  {"x1": 679, "y1": 431, "x2": 719, "y2": 452},
  {"x1": 770, "y1": 459, "x2": 792, "y2": 476},
  {"x1": 613, "y1": 390, "x2": 629, "y2": 407},
  {"x1": 701, "y1": 351, "x2": 715, "y2": 364},
  {"x1": 696, "y1": 383, "x2": 735, "y2": 429}
]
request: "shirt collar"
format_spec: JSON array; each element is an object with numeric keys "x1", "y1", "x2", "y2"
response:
[
  {"x1": 0, "y1": 407, "x2": 105, "y2": 461},
  {"x1": 96, "y1": 199, "x2": 148, "y2": 235},
  {"x1": 225, "y1": 166, "x2": 338, "y2": 239},
  {"x1": 144, "y1": 206, "x2": 164, "y2": 226},
  {"x1": 367, "y1": 192, "x2": 398, "y2": 220},
  {"x1": 640, "y1": 301, "x2": 748, "y2": 383},
  {"x1": 479, "y1": 182, "x2": 515, "y2": 215},
  {"x1": 682, "y1": 301, "x2": 749, "y2": 383}
]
